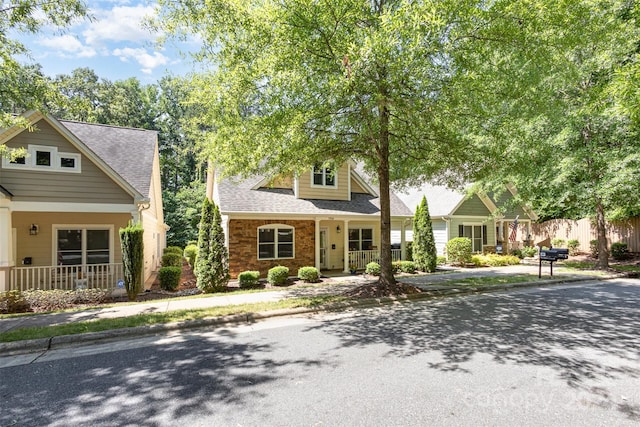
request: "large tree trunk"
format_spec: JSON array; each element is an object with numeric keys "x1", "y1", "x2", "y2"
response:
[
  {"x1": 595, "y1": 199, "x2": 609, "y2": 269},
  {"x1": 376, "y1": 98, "x2": 396, "y2": 288}
]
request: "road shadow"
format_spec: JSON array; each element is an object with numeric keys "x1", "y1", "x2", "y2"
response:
[
  {"x1": 306, "y1": 280, "x2": 640, "y2": 421},
  {"x1": 0, "y1": 334, "x2": 327, "y2": 426}
]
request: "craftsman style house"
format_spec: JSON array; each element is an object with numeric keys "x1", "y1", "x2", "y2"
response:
[
  {"x1": 210, "y1": 161, "x2": 414, "y2": 278},
  {"x1": 396, "y1": 183, "x2": 537, "y2": 255},
  {"x1": 0, "y1": 111, "x2": 167, "y2": 291}
]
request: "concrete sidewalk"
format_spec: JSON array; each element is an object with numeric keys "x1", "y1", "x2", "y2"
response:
[{"x1": 0, "y1": 264, "x2": 610, "y2": 354}]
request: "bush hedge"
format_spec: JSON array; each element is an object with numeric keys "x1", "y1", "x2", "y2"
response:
[
  {"x1": 445, "y1": 237, "x2": 472, "y2": 266},
  {"x1": 471, "y1": 254, "x2": 522, "y2": 267},
  {"x1": 238, "y1": 271, "x2": 261, "y2": 288},
  {"x1": 392, "y1": 260, "x2": 416, "y2": 274},
  {"x1": 365, "y1": 262, "x2": 381, "y2": 276},
  {"x1": 159, "y1": 266, "x2": 182, "y2": 291},
  {"x1": 551, "y1": 238, "x2": 566, "y2": 248},
  {"x1": 298, "y1": 266, "x2": 320, "y2": 283},
  {"x1": 567, "y1": 239, "x2": 580, "y2": 255},
  {"x1": 611, "y1": 242, "x2": 629, "y2": 260},
  {"x1": 183, "y1": 244, "x2": 198, "y2": 267},
  {"x1": 164, "y1": 246, "x2": 184, "y2": 255},
  {"x1": 162, "y1": 252, "x2": 183, "y2": 268},
  {"x1": 267, "y1": 266, "x2": 289, "y2": 286}
]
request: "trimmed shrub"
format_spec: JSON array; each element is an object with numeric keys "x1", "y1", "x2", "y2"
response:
[
  {"x1": 551, "y1": 238, "x2": 566, "y2": 248},
  {"x1": 162, "y1": 252, "x2": 183, "y2": 268},
  {"x1": 567, "y1": 239, "x2": 580, "y2": 256},
  {"x1": 611, "y1": 242, "x2": 629, "y2": 260},
  {"x1": 183, "y1": 244, "x2": 198, "y2": 267},
  {"x1": 445, "y1": 237, "x2": 472, "y2": 266},
  {"x1": 164, "y1": 246, "x2": 183, "y2": 255},
  {"x1": 472, "y1": 254, "x2": 522, "y2": 267},
  {"x1": 195, "y1": 199, "x2": 230, "y2": 293},
  {"x1": 590, "y1": 240, "x2": 599, "y2": 258},
  {"x1": 365, "y1": 262, "x2": 381, "y2": 276},
  {"x1": 522, "y1": 246, "x2": 537, "y2": 258},
  {"x1": 120, "y1": 223, "x2": 144, "y2": 301},
  {"x1": 238, "y1": 271, "x2": 260, "y2": 288},
  {"x1": 298, "y1": 266, "x2": 320, "y2": 283},
  {"x1": 510, "y1": 249, "x2": 524, "y2": 259},
  {"x1": 396, "y1": 260, "x2": 416, "y2": 274},
  {"x1": 159, "y1": 266, "x2": 181, "y2": 291},
  {"x1": 391, "y1": 261, "x2": 401, "y2": 274},
  {"x1": 436, "y1": 256, "x2": 447, "y2": 265},
  {"x1": 412, "y1": 196, "x2": 438, "y2": 272},
  {"x1": 267, "y1": 266, "x2": 289, "y2": 286}
]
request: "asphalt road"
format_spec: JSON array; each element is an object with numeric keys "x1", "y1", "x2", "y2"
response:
[{"x1": 1, "y1": 279, "x2": 639, "y2": 426}]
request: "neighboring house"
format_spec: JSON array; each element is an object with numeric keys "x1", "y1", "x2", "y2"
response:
[
  {"x1": 396, "y1": 183, "x2": 537, "y2": 255},
  {"x1": 0, "y1": 111, "x2": 167, "y2": 292},
  {"x1": 210, "y1": 161, "x2": 414, "y2": 278}
]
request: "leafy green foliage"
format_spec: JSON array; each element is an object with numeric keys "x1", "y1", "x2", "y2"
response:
[
  {"x1": 119, "y1": 223, "x2": 144, "y2": 301},
  {"x1": 195, "y1": 198, "x2": 230, "y2": 293},
  {"x1": 267, "y1": 266, "x2": 289, "y2": 286},
  {"x1": 159, "y1": 267, "x2": 182, "y2": 291},
  {"x1": 365, "y1": 262, "x2": 381, "y2": 276},
  {"x1": 163, "y1": 181, "x2": 206, "y2": 248},
  {"x1": 183, "y1": 244, "x2": 198, "y2": 267},
  {"x1": 393, "y1": 261, "x2": 416, "y2": 274},
  {"x1": 161, "y1": 252, "x2": 183, "y2": 268},
  {"x1": 412, "y1": 196, "x2": 437, "y2": 273},
  {"x1": 521, "y1": 246, "x2": 538, "y2": 258},
  {"x1": 297, "y1": 267, "x2": 320, "y2": 283},
  {"x1": 567, "y1": 239, "x2": 580, "y2": 256},
  {"x1": 551, "y1": 238, "x2": 566, "y2": 248},
  {"x1": 471, "y1": 254, "x2": 522, "y2": 267},
  {"x1": 238, "y1": 271, "x2": 261, "y2": 288},
  {"x1": 164, "y1": 246, "x2": 183, "y2": 255},
  {"x1": 446, "y1": 238, "x2": 473, "y2": 266},
  {"x1": 590, "y1": 240, "x2": 599, "y2": 258},
  {"x1": 611, "y1": 242, "x2": 629, "y2": 260}
]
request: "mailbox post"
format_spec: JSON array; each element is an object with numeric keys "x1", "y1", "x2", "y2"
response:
[{"x1": 538, "y1": 248, "x2": 569, "y2": 278}]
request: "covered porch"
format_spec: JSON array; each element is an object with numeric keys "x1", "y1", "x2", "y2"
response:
[{"x1": 313, "y1": 216, "x2": 410, "y2": 273}]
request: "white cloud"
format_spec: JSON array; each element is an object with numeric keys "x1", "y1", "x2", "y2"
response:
[
  {"x1": 83, "y1": 5, "x2": 158, "y2": 45},
  {"x1": 38, "y1": 35, "x2": 97, "y2": 58},
  {"x1": 112, "y1": 47, "x2": 168, "y2": 73}
]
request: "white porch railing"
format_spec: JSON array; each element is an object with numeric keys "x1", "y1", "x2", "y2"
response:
[
  {"x1": 9, "y1": 263, "x2": 124, "y2": 291},
  {"x1": 348, "y1": 249, "x2": 403, "y2": 270}
]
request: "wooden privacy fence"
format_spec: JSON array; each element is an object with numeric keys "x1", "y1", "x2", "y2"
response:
[{"x1": 530, "y1": 217, "x2": 640, "y2": 253}]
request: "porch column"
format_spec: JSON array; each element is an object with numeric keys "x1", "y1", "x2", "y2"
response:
[
  {"x1": 0, "y1": 207, "x2": 13, "y2": 291},
  {"x1": 342, "y1": 219, "x2": 350, "y2": 273},
  {"x1": 400, "y1": 220, "x2": 407, "y2": 261},
  {"x1": 315, "y1": 219, "x2": 321, "y2": 271}
]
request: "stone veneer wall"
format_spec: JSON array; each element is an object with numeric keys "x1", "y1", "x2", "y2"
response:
[{"x1": 227, "y1": 219, "x2": 315, "y2": 279}]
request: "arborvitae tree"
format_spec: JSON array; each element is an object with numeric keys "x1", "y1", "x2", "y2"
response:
[
  {"x1": 119, "y1": 223, "x2": 144, "y2": 301},
  {"x1": 195, "y1": 198, "x2": 229, "y2": 292},
  {"x1": 208, "y1": 203, "x2": 230, "y2": 291},
  {"x1": 413, "y1": 196, "x2": 437, "y2": 273},
  {"x1": 195, "y1": 198, "x2": 213, "y2": 291}
]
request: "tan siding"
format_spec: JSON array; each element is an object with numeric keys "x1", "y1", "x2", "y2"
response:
[
  {"x1": 12, "y1": 212, "x2": 130, "y2": 267},
  {"x1": 267, "y1": 175, "x2": 293, "y2": 189},
  {"x1": 297, "y1": 163, "x2": 350, "y2": 201},
  {"x1": 350, "y1": 176, "x2": 367, "y2": 194},
  {"x1": 531, "y1": 217, "x2": 640, "y2": 253},
  {"x1": 0, "y1": 120, "x2": 133, "y2": 204}
]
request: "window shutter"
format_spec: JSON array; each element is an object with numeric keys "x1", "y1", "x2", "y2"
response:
[
  {"x1": 483, "y1": 225, "x2": 487, "y2": 245},
  {"x1": 458, "y1": 225, "x2": 463, "y2": 237}
]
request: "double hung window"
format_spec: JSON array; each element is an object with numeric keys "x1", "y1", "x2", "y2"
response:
[{"x1": 258, "y1": 225, "x2": 294, "y2": 259}]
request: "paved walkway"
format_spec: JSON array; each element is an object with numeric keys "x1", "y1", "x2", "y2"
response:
[{"x1": 0, "y1": 263, "x2": 603, "y2": 335}]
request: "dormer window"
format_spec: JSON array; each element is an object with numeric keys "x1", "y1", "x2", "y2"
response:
[
  {"x1": 1, "y1": 144, "x2": 81, "y2": 173},
  {"x1": 312, "y1": 163, "x2": 336, "y2": 187}
]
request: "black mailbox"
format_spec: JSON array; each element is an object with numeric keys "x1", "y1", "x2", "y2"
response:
[
  {"x1": 539, "y1": 249, "x2": 560, "y2": 261},
  {"x1": 554, "y1": 248, "x2": 569, "y2": 259}
]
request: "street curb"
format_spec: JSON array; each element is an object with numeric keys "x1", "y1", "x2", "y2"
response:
[{"x1": 0, "y1": 274, "x2": 616, "y2": 356}]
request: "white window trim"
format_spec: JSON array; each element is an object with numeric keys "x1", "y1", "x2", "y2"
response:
[
  {"x1": 348, "y1": 228, "x2": 374, "y2": 251},
  {"x1": 52, "y1": 224, "x2": 114, "y2": 265},
  {"x1": 2, "y1": 144, "x2": 81, "y2": 173},
  {"x1": 257, "y1": 224, "x2": 295, "y2": 260},
  {"x1": 311, "y1": 164, "x2": 338, "y2": 188}
]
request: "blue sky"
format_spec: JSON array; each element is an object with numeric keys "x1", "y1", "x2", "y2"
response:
[{"x1": 14, "y1": 1, "x2": 199, "y2": 84}]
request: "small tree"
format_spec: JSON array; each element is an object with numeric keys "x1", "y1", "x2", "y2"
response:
[
  {"x1": 119, "y1": 223, "x2": 144, "y2": 301},
  {"x1": 195, "y1": 198, "x2": 229, "y2": 293},
  {"x1": 413, "y1": 196, "x2": 438, "y2": 273}
]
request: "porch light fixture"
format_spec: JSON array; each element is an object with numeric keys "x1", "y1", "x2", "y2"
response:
[
  {"x1": 29, "y1": 224, "x2": 39, "y2": 235},
  {"x1": 336, "y1": 225, "x2": 341, "y2": 233}
]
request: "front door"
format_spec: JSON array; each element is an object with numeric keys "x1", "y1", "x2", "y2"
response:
[{"x1": 319, "y1": 228, "x2": 328, "y2": 269}]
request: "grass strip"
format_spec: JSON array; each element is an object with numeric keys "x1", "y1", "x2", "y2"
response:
[
  {"x1": 434, "y1": 274, "x2": 542, "y2": 287},
  {"x1": 0, "y1": 295, "x2": 344, "y2": 343}
]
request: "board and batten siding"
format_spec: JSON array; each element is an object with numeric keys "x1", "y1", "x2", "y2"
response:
[
  {"x1": 0, "y1": 121, "x2": 133, "y2": 204},
  {"x1": 296, "y1": 163, "x2": 350, "y2": 201}
]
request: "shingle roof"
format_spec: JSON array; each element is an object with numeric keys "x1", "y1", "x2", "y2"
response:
[
  {"x1": 60, "y1": 120, "x2": 157, "y2": 197},
  {"x1": 218, "y1": 174, "x2": 413, "y2": 217},
  {"x1": 396, "y1": 183, "x2": 467, "y2": 217}
]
